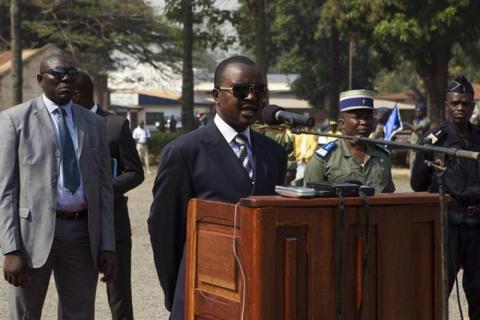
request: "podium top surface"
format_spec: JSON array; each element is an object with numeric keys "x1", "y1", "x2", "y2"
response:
[{"x1": 239, "y1": 192, "x2": 442, "y2": 208}]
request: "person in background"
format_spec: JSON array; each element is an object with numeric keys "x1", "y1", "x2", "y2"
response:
[
  {"x1": 133, "y1": 120, "x2": 152, "y2": 174},
  {"x1": 74, "y1": 71, "x2": 144, "y2": 320},
  {"x1": 304, "y1": 89, "x2": 395, "y2": 193},
  {"x1": 168, "y1": 115, "x2": 177, "y2": 133},
  {"x1": 411, "y1": 76, "x2": 480, "y2": 319},
  {"x1": 409, "y1": 102, "x2": 431, "y2": 169},
  {"x1": 371, "y1": 107, "x2": 390, "y2": 139}
]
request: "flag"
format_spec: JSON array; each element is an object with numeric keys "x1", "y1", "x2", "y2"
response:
[{"x1": 383, "y1": 103, "x2": 403, "y2": 141}]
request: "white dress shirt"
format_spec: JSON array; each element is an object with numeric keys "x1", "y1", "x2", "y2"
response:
[
  {"x1": 43, "y1": 94, "x2": 87, "y2": 211},
  {"x1": 132, "y1": 126, "x2": 151, "y2": 144},
  {"x1": 213, "y1": 114, "x2": 255, "y2": 170}
]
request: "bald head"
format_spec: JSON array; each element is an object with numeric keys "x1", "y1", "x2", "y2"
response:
[
  {"x1": 40, "y1": 54, "x2": 76, "y2": 73},
  {"x1": 73, "y1": 71, "x2": 95, "y2": 109}
]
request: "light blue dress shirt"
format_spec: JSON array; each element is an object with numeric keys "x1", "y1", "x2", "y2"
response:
[{"x1": 42, "y1": 94, "x2": 87, "y2": 211}]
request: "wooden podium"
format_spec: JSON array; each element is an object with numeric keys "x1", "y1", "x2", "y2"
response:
[{"x1": 185, "y1": 193, "x2": 443, "y2": 319}]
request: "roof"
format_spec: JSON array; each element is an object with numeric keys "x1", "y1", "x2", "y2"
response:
[
  {"x1": 0, "y1": 43, "x2": 60, "y2": 77},
  {"x1": 375, "y1": 99, "x2": 415, "y2": 110},
  {"x1": 136, "y1": 88, "x2": 181, "y2": 101},
  {"x1": 376, "y1": 90, "x2": 422, "y2": 102}
]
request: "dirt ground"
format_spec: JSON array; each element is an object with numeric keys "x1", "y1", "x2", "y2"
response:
[{"x1": 0, "y1": 168, "x2": 470, "y2": 319}]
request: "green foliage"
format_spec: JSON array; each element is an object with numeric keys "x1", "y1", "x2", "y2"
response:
[
  {"x1": 0, "y1": 0, "x2": 179, "y2": 74},
  {"x1": 149, "y1": 132, "x2": 178, "y2": 161}
]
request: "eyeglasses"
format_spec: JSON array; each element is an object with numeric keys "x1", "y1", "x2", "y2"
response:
[
  {"x1": 217, "y1": 83, "x2": 268, "y2": 99},
  {"x1": 42, "y1": 67, "x2": 79, "y2": 81}
]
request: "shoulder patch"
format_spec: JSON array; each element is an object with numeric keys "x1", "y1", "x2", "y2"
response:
[
  {"x1": 315, "y1": 141, "x2": 337, "y2": 159},
  {"x1": 424, "y1": 126, "x2": 446, "y2": 145}
]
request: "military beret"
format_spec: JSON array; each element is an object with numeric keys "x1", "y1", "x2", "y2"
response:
[{"x1": 447, "y1": 76, "x2": 474, "y2": 95}]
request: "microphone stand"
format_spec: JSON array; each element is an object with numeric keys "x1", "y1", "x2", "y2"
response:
[{"x1": 270, "y1": 125, "x2": 480, "y2": 320}]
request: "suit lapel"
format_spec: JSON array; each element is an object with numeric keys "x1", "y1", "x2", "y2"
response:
[
  {"x1": 202, "y1": 122, "x2": 253, "y2": 196},
  {"x1": 72, "y1": 105, "x2": 86, "y2": 158},
  {"x1": 33, "y1": 96, "x2": 60, "y2": 150}
]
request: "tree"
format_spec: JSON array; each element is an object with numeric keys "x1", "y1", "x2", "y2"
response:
[
  {"x1": 0, "y1": 0, "x2": 179, "y2": 108},
  {"x1": 181, "y1": 0, "x2": 195, "y2": 132},
  {"x1": 165, "y1": 0, "x2": 235, "y2": 132},
  {"x1": 10, "y1": 0, "x2": 22, "y2": 105},
  {"x1": 371, "y1": 1, "x2": 480, "y2": 124}
]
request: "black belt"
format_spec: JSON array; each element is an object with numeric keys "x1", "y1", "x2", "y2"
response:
[
  {"x1": 448, "y1": 203, "x2": 480, "y2": 216},
  {"x1": 56, "y1": 209, "x2": 88, "y2": 220}
]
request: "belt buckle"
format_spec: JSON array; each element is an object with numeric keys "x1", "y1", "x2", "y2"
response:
[{"x1": 467, "y1": 206, "x2": 479, "y2": 215}]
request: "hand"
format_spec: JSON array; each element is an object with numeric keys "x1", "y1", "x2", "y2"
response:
[
  {"x1": 4, "y1": 251, "x2": 27, "y2": 287},
  {"x1": 98, "y1": 251, "x2": 117, "y2": 283}
]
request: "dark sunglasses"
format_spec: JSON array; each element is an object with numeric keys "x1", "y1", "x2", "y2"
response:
[
  {"x1": 217, "y1": 83, "x2": 268, "y2": 99},
  {"x1": 42, "y1": 67, "x2": 79, "y2": 81}
]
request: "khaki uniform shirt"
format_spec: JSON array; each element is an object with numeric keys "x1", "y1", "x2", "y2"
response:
[{"x1": 304, "y1": 139, "x2": 395, "y2": 193}]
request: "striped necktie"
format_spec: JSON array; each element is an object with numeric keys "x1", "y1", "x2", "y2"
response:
[
  {"x1": 234, "y1": 134, "x2": 254, "y2": 182},
  {"x1": 55, "y1": 107, "x2": 81, "y2": 193}
]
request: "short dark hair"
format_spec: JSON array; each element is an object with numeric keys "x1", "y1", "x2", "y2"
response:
[
  {"x1": 76, "y1": 70, "x2": 94, "y2": 96},
  {"x1": 213, "y1": 55, "x2": 256, "y2": 88}
]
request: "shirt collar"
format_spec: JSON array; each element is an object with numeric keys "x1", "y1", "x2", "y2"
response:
[
  {"x1": 90, "y1": 104, "x2": 98, "y2": 114},
  {"x1": 42, "y1": 94, "x2": 73, "y2": 117},
  {"x1": 214, "y1": 114, "x2": 251, "y2": 145},
  {"x1": 338, "y1": 138, "x2": 380, "y2": 159}
]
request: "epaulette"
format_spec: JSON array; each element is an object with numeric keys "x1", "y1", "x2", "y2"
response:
[
  {"x1": 371, "y1": 143, "x2": 391, "y2": 155},
  {"x1": 315, "y1": 141, "x2": 337, "y2": 159},
  {"x1": 424, "y1": 126, "x2": 447, "y2": 145}
]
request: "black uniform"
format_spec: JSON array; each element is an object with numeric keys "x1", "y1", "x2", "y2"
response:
[{"x1": 411, "y1": 121, "x2": 480, "y2": 319}]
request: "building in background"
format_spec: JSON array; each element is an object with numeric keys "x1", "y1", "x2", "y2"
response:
[{"x1": 0, "y1": 44, "x2": 62, "y2": 110}]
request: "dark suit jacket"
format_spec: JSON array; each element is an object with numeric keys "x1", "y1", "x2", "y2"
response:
[
  {"x1": 96, "y1": 107, "x2": 144, "y2": 240},
  {"x1": 148, "y1": 121, "x2": 287, "y2": 310}
]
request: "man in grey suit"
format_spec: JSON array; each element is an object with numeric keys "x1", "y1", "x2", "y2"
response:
[{"x1": 0, "y1": 54, "x2": 116, "y2": 319}]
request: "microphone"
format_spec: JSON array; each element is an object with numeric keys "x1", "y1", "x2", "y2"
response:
[{"x1": 262, "y1": 104, "x2": 315, "y2": 127}]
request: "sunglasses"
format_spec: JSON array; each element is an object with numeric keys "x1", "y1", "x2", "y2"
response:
[
  {"x1": 42, "y1": 67, "x2": 79, "y2": 81},
  {"x1": 217, "y1": 83, "x2": 268, "y2": 99}
]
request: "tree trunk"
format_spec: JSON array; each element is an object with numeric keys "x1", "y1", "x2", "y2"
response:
[
  {"x1": 254, "y1": 0, "x2": 268, "y2": 75},
  {"x1": 181, "y1": 0, "x2": 195, "y2": 133},
  {"x1": 10, "y1": 0, "x2": 22, "y2": 106},
  {"x1": 417, "y1": 46, "x2": 451, "y2": 126},
  {"x1": 324, "y1": 30, "x2": 343, "y2": 120}
]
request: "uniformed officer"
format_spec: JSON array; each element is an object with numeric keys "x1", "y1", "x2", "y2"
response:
[
  {"x1": 304, "y1": 89, "x2": 395, "y2": 193},
  {"x1": 411, "y1": 76, "x2": 480, "y2": 319}
]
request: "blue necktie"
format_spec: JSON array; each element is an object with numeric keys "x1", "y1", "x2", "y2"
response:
[
  {"x1": 234, "y1": 134, "x2": 254, "y2": 182},
  {"x1": 56, "y1": 108, "x2": 80, "y2": 193}
]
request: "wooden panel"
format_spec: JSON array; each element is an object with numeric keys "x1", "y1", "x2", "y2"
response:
[
  {"x1": 273, "y1": 227, "x2": 307, "y2": 320},
  {"x1": 194, "y1": 290, "x2": 240, "y2": 320},
  {"x1": 196, "y1": 223, "x2": 240, "y2": 299}
]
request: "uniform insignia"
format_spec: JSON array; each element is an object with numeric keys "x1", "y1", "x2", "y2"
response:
[
  {"x1": 315, "y1": 141, "x2": 337, "y2": 159},
  {"x1": 425, "y1": 127, "x2": 445, "y2": 145}
]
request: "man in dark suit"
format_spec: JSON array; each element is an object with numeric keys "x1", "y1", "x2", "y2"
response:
[
  {"x1": 74, "y1": 71, "x2": 144, "y2": 320},
  {"x1": 148, "y1": 56, "x2": 287, "y2": 319}
]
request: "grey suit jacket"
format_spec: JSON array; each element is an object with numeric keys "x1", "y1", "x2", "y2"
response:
[{"x1": 0, "y1": 96, "x2": 115, "y2": 269}]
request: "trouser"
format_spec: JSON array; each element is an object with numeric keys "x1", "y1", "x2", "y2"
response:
[
  {"x1": 170, "y1": 250, "x2": 186, "y2": 320},
  {"x1": 9, "y1": 217, "x2": 98, "y2": 320},
  {"x1": 448, "y1": 221, "x2": 480, "y2": 320},
  {"x1": 107, "y1": 238, "x2": 133, "y2": 320},
  {"x1": 136, "y1": 143, "x2": 151, "y2": 172}
]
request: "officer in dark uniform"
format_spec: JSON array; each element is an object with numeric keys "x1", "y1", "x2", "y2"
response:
[{"x1": 411, "y1": 76, "x2": 480, "y2": 319}]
